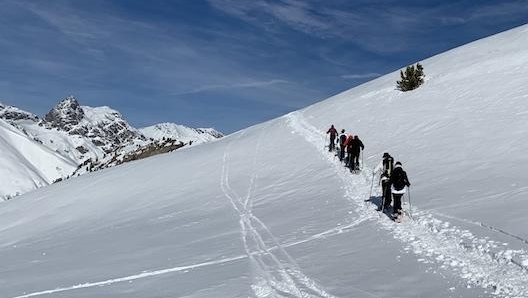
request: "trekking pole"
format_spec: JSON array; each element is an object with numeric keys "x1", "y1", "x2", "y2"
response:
[
  {"x1": 407, "y1": 187, "x2": 414, "y2": 221},
  {"x1": 369, "y1": 171, "x2": 375, "y2": 199},
  {"x1": 361, "y1": 150, "x2": 364, "y2": 170},
  {"x1": 380, "y1": 193, "x2": 385, "y2": 217}
]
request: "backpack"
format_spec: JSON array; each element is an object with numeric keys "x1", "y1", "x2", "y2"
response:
[
  {"x1": 383, "y1": 156, "x2": 394, "y2": 176},
  {"x1": 339, "y1": 134, "x2": 347, "y2": 146},
  {"x1": 391, "y1": 168, "x2": 407, "y2": 191}
]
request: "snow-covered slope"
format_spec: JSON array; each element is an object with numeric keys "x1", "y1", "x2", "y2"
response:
[
  {"x1": 0, "y1": 119, "x2": 77, "y2": 199},
  {"x1": 1, "y1": 25, "x2": 528, "y2": 298},
  {"x1": 140, "y1": 122, "x2": 223, "y2": 145}
]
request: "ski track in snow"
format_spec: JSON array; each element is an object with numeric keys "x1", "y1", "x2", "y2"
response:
[
  {"x1": 221, "y1": 129, "x2": 345, "y2": 298},
  {"x1": 285, "y1": 111, "x2": 528, "y2": 298}
]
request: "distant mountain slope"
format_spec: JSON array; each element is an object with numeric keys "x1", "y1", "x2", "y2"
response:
[
  {"x1": 140, "y1": 122, "x2": 223, "y2": 145},
  {"x1": 0, "y1": 97, "x2": 223, "y2": 200},
  {"x1": 0, "y1": 119, "x2": 77, "y2": 199}
]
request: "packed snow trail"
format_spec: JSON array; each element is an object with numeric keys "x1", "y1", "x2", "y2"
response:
[
  {"x1": 285, "y1": 111, "x2": 528, "y2": 298},
  {"x1": 220, "y1": 129, "x2": 378, "y2": 298}
]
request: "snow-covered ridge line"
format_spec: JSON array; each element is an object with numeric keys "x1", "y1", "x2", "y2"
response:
[
  {"x1": 285, "y1": 111, "x2": 528, "y2": 298},
  {"x1": 0, "y1": 96, "x2": 223, "y2": 200}
]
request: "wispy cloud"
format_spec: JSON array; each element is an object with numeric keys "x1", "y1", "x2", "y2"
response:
[
  {"x1": 206, "y1": 0, "x2": 528, "y2": 56},
  {"x1": 470, "y1": 1, "x2": 528, "y2": 20},
  {"x1": 175, "y1": 79, "x2": 291, "y2": 95},
  {"x1": 341, "y1": 73, "x2": 381, "y2": 80},
  {"x1": 207, "y1": 0, "x2": 332, "y2": 36}
]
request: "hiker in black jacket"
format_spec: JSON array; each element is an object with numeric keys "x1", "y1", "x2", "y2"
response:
[
  {"x1": 349, "y1": 135, "x2": 364, "y2": 170},
  {"x1": 390, "y1": 161, "x2": 411, "y2": 217}
]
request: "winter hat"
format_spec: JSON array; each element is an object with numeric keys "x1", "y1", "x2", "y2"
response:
[
  {"x1": 383, "y1": 152, "x2": 389, "y2": 158},
  {"x1": 395, "y1": 161, "x2": 402, "y2": 166},
  {"x1": 341, "y1": 129, "x2": 345, "y2": 133}
]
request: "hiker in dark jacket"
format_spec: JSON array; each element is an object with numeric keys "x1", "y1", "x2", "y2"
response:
[
  {"x1": 390, "y1": 161, "x2": 411, "y2": 217},
  {"x1": 349, "y1": 135, "x2": 364, "y2": 170},
  {"x1": 338, "y1": 129, "x2": 347, "y2": 161},
  {"x1": 326, "y1": 125, "x2": 338, "y2": 151}
]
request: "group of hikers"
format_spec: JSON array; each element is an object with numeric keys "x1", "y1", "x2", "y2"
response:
[
  {"x1": 326, "y1": 125, "x2": 364, "y2": 172},
  {"x1": 326, "y1": 124, "x2": 411, "y2": 221}
]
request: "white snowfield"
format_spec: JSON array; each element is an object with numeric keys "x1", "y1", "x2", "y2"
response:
[
  {"x1": 1, "y1": 25, "x2": 528, "y2": 298},
  {"x1": 0, "y1": 119, "x2": 77, "y2": 199}
]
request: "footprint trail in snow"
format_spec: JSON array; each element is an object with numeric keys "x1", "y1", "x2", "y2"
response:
[{"x1": 285, "y1": 111, "x2": 528, "y2": 298}]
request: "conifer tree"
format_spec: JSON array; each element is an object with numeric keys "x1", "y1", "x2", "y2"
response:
[{"x1": 396, "y1": 63, "x2": 425, "y2": 91}]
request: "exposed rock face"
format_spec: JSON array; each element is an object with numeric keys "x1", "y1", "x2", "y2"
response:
[
  {"x1": 42, "y1": 96, "x2": 146, "y2": 153},
  {"x1": 43, "y1": 96, "x2": 84, "y2": 130},
  {"x1": 0, "y1": 103, "x2": 39, "y2": 122}
]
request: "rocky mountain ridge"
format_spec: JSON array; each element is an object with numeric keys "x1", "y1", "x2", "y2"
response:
[{"x1": 0, "y1": 96, "x2": 223, "y2": 200}]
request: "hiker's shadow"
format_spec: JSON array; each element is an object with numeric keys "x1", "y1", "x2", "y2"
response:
[{"x1": 364, "y1": 196, "x2": 393, "y2": 219}]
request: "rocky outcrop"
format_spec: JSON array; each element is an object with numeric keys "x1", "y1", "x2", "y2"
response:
[{"x1": 42, "y1": 96, "x2": 146, "y2": 153}]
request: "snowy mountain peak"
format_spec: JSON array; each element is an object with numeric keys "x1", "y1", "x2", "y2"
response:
[
  {"x1": 43, "y1": 95, "x2": 85, "y2": 130},
  {"x1": 42, "y1": 97, "x2": 144, "y2": 152}
]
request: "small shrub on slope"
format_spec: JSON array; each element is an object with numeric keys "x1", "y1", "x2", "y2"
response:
[{"x1": 396, "y1": 63, "x2": 425, "y2": 91}]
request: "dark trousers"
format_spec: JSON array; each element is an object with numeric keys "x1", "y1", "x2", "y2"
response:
[
  {"x1": 345, "y1": 152, "x2": 352, "y2": 166},
  {"x1": 339, "y1": 145, "x2": 346, "y2": 161},
  {"x1": 393, "y1": 193, "x2": 403, "y2": 215},
  {"x1": 350, "y1": 153, "x2": 360, "y2": 169},
  {"x1": 329, "y1": 136, "x2": 336, "y2": 151}
]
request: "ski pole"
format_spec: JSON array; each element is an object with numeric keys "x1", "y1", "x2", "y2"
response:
[
  {"x1": 369, "y1": 171, "x2": 375, "y2": 199},
  {"x1": 380, "y1": 187, "x2": 386, "y2": 217},
  {"x1": 361, "y1": 150, "x2": 364, "y2": 169},
  {"x1": 407, "y1": 187, "x2": 414, "y2": 221}
]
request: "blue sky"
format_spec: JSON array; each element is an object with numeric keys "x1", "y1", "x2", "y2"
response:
[{"x1": 0, "y1": 0, "x2": 527, "y2": 133}]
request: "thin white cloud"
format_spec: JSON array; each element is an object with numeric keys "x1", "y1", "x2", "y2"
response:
[
  {"x1": 341, "y1": 73, "x2": 381, "y2": 80},
  {"x1": 175, "y1": 79, "x2": 291, "y2": 95},
  {"x1": 470, "y1": 1, "x2": 528, "y2": 19},
  {"x1": 207, "y1": 0, "x2": 331, "y2": 36}
]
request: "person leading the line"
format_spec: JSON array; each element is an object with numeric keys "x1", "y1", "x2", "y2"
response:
[{"x1": 326, "y1": 125, "x2": 338, "y2": 151}]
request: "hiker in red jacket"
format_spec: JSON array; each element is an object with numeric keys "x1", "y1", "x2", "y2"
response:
[{"x1": 326, "y1": 125, "x2": 338, "y2": 151}]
